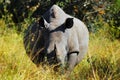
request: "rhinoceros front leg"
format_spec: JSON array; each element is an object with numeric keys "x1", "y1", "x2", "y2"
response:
[{"x1": 67, "y1": 53, "x2": 78, "y2": 72}]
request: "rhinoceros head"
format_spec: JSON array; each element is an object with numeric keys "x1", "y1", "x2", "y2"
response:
[{"x1": 39, "y1": 16, "x2": 74, "y2": 65}]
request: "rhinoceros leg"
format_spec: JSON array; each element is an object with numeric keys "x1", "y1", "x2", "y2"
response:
[
  {"x1": 67, "y1": 53, "x2": 78, "y2": 72},
  {"x1": 77, "y1": 45, "x2": 88, "y2": 64}
]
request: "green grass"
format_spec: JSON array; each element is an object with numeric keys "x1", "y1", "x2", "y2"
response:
[{"x1": 0, "y1": 20, "x2": 120, "y2": 80}]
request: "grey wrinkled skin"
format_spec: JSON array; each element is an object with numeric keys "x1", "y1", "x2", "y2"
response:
[{"x1": 24, "y1": 5, "x2": 89, "y2": 72}]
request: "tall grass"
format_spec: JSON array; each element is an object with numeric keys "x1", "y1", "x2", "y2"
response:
[{"x1": 0, "y1": 19, "x2": 120, "y2": 80}]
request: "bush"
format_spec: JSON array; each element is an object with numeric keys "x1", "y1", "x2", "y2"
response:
[
  {"x1": 106, "y1": 0, "x2": 120, "y2": 39},
  {"x1": 0, "y1": 0, "x2": 120, "y2": 39}
]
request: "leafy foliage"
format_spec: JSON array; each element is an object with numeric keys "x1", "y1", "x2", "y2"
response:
[
  {"x1": 107, "y1": 0, "x2": 120, "y2": 39},
  {"x1": 0, "y1": 0, "x2": 119, "y2": 39}
]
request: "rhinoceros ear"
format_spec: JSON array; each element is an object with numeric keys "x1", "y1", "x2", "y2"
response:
[
  {"x1": 65, "y1": 18, "x2": 74, "y2": 29},
  {"x1": 39, "y1": 16, "x2": 49, "y2": 28}
]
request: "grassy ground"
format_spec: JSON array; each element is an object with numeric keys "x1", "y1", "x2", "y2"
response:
[{"x1": 0, "y1": 20, "x2": 120, "y2": 80}]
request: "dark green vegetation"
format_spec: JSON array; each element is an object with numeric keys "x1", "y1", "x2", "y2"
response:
[{"x1": 0, "y1": 0, "x2": 120, "y2": 39}]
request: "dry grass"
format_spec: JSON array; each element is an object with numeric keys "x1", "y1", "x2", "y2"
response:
[{"x1": 0, "y1": 19, "x2": 120, "y2": 80}]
